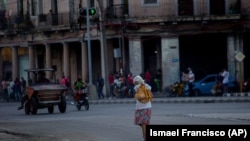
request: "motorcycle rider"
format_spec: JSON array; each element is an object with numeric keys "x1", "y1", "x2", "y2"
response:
[
  {"x1": 74, "y1": 78, "x2": 88, "y2": 92},
  {"x1": 73, "y1": 78, "x2": 88, "y2": 100}
]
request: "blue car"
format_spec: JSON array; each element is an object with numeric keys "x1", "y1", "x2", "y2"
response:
[{"x1": 188, "y1": 74, "x2": 235, "y2": 96}]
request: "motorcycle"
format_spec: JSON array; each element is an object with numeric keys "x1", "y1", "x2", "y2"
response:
[
  {"x1": 169, "y1": 82, "x2": 188, "y2": 96},
  {"x1": 74, "y1": 87, "x2": 89, "y2": 111}
]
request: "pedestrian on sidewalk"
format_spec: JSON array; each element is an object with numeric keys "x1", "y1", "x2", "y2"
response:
[
  {"x1": 220, "y1": 68, "x2": 229, "y2": 94},
  {"x1": 13, "y1": 78, "x2": 22, "y2": 102},
  {"x1": 96, "y1": 73, "x2": 105, "y2": 99},
  {"x1": 133, "y1": 75, "x2": 153, "y2": 141},
  {"x1": 1, "y1": 79, "x2": 9, "y2": 102},
  {"x1": 187, "y1": 67, "x2": 195, "y2": 96},
  {"x1": 21, "y1": 77, "x2": 27, "y2": 96}
]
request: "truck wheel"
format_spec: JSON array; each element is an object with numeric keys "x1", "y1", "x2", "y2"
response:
[
  {"x1": 31, "y1": 97, "x2": 38, "y2": 115},
  {"x1": 58, "y1": 96, "x2": 66, "y2": 113},
  {"x1": 48, "y1": 106, "x2": 54, "y2": 114},
  {"x1": 24, "y1": 102, "x2": 30, "y2": 115}
]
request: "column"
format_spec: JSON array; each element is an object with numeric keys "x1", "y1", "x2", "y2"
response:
[
  {"x1": 193, "y1": 0, "x2": 197, "y2": 16},
  {"x1": 227, "y1": 33, "x2": 244, "y2": 82},
  {"x1": 28, "y1": 46, "x2": 35, "y2": 83},
  {"x1": 28, "y1": 46, "x2": 35, "y2": 69},
  {"x1": 106, "y1": 39, "x2": 115, "y2": 96},
  {"x1": 129, "y1": 37, "x2": 143, "y2": 76},
  {"x1": 227, "y1": 34, "x2": 237, "y2": 80},
  {"x1": 12, "y1": 46, "x2": 19, "y2": 80},
  {"x1": 100, "y1": 38, "x2": 109, "y2": 97},
  {"x1": 45, "y1": 44, "x2": 52, "y2": 78},
  {"x1": 106, "y1": 39, "x2": 114, "y2": 74},
  {"x1": 207, "y1": 0, "x2": 210, "y2": 15},
  {"x1": 225, "y1": 0, "x2": 230, "y2": 14},
  {"x1": 156, "y1": 43, "x2": 161, "y2": 70},
  {"x1": 63, "y1": 42, "x2": 70, "y2": 79},
  {"x1": 161, "y1": 36, "x2": 180, "y2": 92},
  {"x1": 81, "y1": 41, "x2": 88, "y2": 82}
]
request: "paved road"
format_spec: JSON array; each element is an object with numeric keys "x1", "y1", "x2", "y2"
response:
[{"x1": 0, "y1": 98, "x2": 249, "y2": 141}]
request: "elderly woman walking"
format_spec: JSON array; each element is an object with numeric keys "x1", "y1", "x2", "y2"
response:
[{"x1": 133, "y1": 75, "x2": 153, "y2": 141}]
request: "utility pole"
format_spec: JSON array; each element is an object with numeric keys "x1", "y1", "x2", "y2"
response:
[
  {"x1": 86, "y1": 0, "x2": 93, "y2": 85},
  {"x1": 97, "y1": 0, "x2": 109, "y2": 96}
]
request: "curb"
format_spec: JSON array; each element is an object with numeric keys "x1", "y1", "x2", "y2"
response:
[{"x1": 88, "y1": 96, "x2": 250, "y2": 104}]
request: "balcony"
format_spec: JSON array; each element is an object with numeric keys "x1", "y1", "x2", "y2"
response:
[
  {"x1": 0, "y1": 12, "x2": 34, "y2": 36},
  {"x1": 36, "y1": 12, "x2": 76, "y2": 30},
  {"x1": 106, "y1": 2, "x2": 243, "y2": 24},
  {"x1": 105, "y1": 4, "x2": 129, "y2": 22}
]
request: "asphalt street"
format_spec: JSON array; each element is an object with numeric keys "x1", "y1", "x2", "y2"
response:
[{"x1": 0, "y1": 96, "x2": 250, "y2": 141}]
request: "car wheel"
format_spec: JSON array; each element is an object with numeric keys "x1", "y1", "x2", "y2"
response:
[
  {"x1": 31, "y1": 97, "x2": 38, "y2": 115},
  {"x1": 58, "y1": 96, "x2": 66, "y2": 113},
  {"x1": 48, "y1": 106, "x2": 54, "y2": 114},
  {"x1": 24, "y1": 102, "x2": 30, "y2": 115}
]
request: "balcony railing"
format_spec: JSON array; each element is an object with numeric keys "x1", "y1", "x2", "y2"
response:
[
  {"x1": 105, "y1": 4, "x2": 128, "y2": 20},
  {"x1": 37, "y1": 12, "x2": 78, "y2": 29},
  {"x1": 0, "y1": 11, "x2": 81, "y2": 32},
  {"x1": 111, "y1": 1, "x2": 243, "y2": 23},
  {"x1": 0, "y1": 11, "x2": 34, "y2": 35},
  {"x1": 0, "y1": 1, "x2": 247, "y2": 34}
]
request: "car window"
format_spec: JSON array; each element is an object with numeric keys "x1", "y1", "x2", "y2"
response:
[
  {"x1": 203, "y1": 76, "x2": 216, "y2": 83},
  {"x1": 26, "y1": 69, "x2": 57, "y2": 86}
]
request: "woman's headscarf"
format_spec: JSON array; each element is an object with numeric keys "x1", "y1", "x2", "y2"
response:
[
  {"x1": 133, "y1": 75, "x2": 151, "y2": 91},
  {"x1": 133, "y1": 75, "x2": 145, "y2": 85}
]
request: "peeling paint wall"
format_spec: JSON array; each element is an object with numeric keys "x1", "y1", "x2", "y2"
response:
[
  {"x1": 129, "y1": 38, "x2": 142, "y2": 76},
  {"x1": 161, "y1": 37, "x2": 180, "y2": 91}
]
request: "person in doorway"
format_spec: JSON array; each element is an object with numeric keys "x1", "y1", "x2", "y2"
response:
[
  {"x1": 133, "y1": 75, "x2": 153, "y2": 141},
  {"x1": 144, "y1": 70, "x2": 152, "y2": 84},
  {"x1": 154, "y1": 69, "x2": 162, "y2": 93}
]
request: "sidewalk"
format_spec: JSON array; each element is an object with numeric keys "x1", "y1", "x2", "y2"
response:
[
  {"x1": 88, "y1": 93, "x2": 250, "y2": 104},
  {"x1": 87, "y1": 94, "x2": 250, "y2": 121},
  {"x1": 1, "y1": 92, "x2": 250, "y2": 104}
]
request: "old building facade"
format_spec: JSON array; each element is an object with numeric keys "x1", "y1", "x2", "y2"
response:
[{"x1": 0, "y1": 0, "x2": 250, "y2": 98}]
